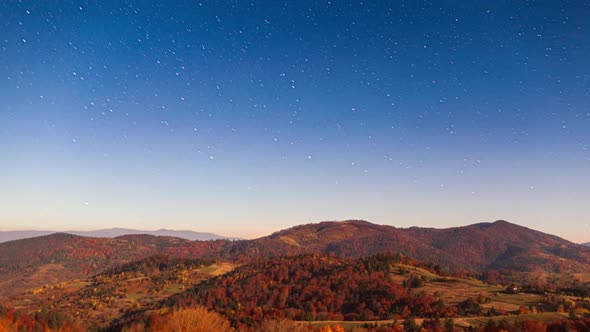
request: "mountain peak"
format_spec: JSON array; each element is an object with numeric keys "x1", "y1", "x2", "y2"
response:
[{"x1": 472, "y1": 219, "x2": 510, "y2": 226}]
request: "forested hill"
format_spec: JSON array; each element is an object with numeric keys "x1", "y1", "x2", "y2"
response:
[
  {"x1": 222, "y1": 220, "x2": 590, "y2": 273},
  {"x1": 2, "y1": 219, "x2": 590, "y2": 298}
]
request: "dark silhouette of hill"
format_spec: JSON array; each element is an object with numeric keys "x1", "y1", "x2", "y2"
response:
[{"x1": 70, "y1": 228, "x2": 240, "y2": 241}]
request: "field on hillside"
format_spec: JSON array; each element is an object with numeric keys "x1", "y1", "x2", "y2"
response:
[
  {"x1": 3, "y1": 261, "x2": 239, "y2": 329},
  {"x1": 391, "y1": 265, "x2": 551, "y2": 311},
  {"x1": 294, "y1": 265, "x2": 589, "y2": 330},
  {"x1": 298, "y1": 312, "x2": 570, "y2": 330}
]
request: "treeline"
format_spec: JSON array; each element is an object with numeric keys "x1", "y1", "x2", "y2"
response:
[{"x1": 97, "y1": 254, "x2": 214, "y2": 278}]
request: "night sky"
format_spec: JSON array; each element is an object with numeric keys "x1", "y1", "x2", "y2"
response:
[{"x1": 1, "y1": 1, "x2": 589, "y2": 241}]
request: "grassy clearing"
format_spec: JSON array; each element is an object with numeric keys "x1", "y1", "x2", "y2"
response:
[
  {"x1": 127, "y1": 292, "x2": 145, "y2": 301},
  {"x1": 297, "y1": 313, "x2": 570, "y2": 331},
  {"x1": 573, "y1": 273, "x2": 590, "y2": 282},
  {"x1": 390, "y1": 264, "x2": 555, "y2": 312},
  {"x1": 504, "y1": 271, "x2": 590, "y2": 288},
  {"x1": 196, "y1": 262, "x2": 237, "y2": 276},
  {"x1": 455, "y1": 312, "x2": 568, "y2": 328},
  {"x1": 163, "y1": 283, "x2": 183, "y2": 294},
  {"x1": 489, "y1": 293, "x2": 545, "y2": 306},
  {"x1": 196, "y1": 265, "x2": 218, "y2": 274},
  {"x1": 279, "y1": 236, "x2": 300, "y2": 247},
  {"x1": 415, "y1": 279, "x2": 495, "y2": 306},
  {"x1": 392, "y1": 264, "x2": 440, "y2": 280}
]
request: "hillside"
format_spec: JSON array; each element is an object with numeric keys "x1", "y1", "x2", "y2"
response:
[
  {"x1": 221, "y1": 220, "x2": 590, "y2": 274},
  {"x1": 5, "y1": 251, "x2": 589, "y2": 331},
  {"x1": 402, "y1": 221, "x2": 590, "y2": 273},
  {"x1": 119, "y1": 253, "x2": 590, "y2": 331},
  {"x1": 120, "y1": 253, "x2": 442, "y2": 329},
  {"x1": 220, "y1": 220, "x2": 465, "y2": 271},
  {"x1": 2, "y1": 220, "x2": 590, "y2": 300},
  {"x1": 0, "y1": 233, "x2": 228, "y2": 297},
  {"x1": 3, "y1": 254, "x2": 236, "y2": 329}
]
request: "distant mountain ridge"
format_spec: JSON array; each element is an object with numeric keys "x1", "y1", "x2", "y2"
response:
[
  {"x1": 70, "y1": 228, "x2": 241, "y2": 241},
  {"x1": 0, "y1": 228, "x2": 238, "y2": 243},
  {"x1": 583, "y1": 242, "x2": 590, "y2": 247}
]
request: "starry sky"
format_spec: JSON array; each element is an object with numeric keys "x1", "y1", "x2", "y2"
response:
[{"x1": 1, "y1": 1, "x2": 589, "y2": 241}]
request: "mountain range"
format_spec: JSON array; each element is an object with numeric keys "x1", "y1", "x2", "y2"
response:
[
  {"x1": 0, "y1": 228, "x2": 237, "y2": 243},
  {"x1": 2, "y1": 219, "x2": 590, "y2": 330},
  {"x1": 1, "y1": 219, "x2": 588, "y2": 296}
]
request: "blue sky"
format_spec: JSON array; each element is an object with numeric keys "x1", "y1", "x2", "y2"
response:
[{"x1": 1, "y1": 1, "x2": 589, "y2": 241}]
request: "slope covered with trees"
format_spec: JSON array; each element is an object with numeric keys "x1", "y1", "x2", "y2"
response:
[
  {"x1": 403, "y1": 220, "x2": 590, "y2": 272},
  {"x1": 2, "y1": 219, "x2": 590, "y2": 300},
  {"x1": 167, "y1": 253, "x2": 449, "y2": 327},
  {"x1": 220, "y1": 220, "x2": 590, "y2": 274},
  {"x1": 0, "y1": 233, "x2": 227, "y2": 297}
]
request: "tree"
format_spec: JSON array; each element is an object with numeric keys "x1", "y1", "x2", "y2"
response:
[
  {"x1": 484, "y1": 318, "x2": 496, "y2": 332},
  {"x1": 444, "y1": 317, "x2": 455, "y2": 332},
  {"x1": 403, "y1": 315, "x2": 420, "y2": 332},
  {"x1": 131, "y1": 306, "x2": 231, "y2": 332},
  {"x1": 457, "y1": 298, "x2": 481, "y2": 316}
]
